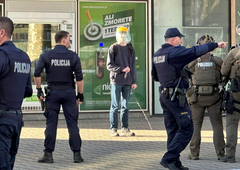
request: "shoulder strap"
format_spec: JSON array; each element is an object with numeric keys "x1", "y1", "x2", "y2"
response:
[
  {"x1": 127, "y1": 43, "x2": 133, "y2": 55},
  {"x1": 113, "y1": 43, "x2": 133, "y2": 56},
  {"x1": 113, "y1": 43, "x2": 118, "y2": 57},
  {"x1": 232, "y1": 48, "x2": 240, "y2": 64}
]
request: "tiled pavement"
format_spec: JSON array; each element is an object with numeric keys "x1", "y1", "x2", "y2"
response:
[{"x1": 14, "y1": 114, "x2": 240, "y2": 170}]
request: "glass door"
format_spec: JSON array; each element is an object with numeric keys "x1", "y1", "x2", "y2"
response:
[
  {"x1": 12, "y1": 23, "x2": 60, "y2": 112},
  {"x1": 7, "y1": 11, "x2": 76, "y2": 113},
  {"x1": 13, "y1": 23, "x2": 59, "y2": 85}
]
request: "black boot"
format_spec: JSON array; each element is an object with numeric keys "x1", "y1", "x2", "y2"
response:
[
  {"x1": 73, "y1": 151, "x2": 84, "y2": 163},
  {"x1": 38, "y1": 151, "x2": 54, "y2": 163}
]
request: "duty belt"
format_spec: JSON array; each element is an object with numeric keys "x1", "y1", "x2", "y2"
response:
[
  {"x1": 160, "y1": 87, "x2": 186, "y2": 99},
  {"x1": 0, "y1": 109, "x2": 22, "y2": 115},
  {"x1": 48, "y1": 84, "x2": 74, "y2": 90}
]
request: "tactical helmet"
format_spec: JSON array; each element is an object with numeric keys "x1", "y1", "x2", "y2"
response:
[
  {"x1": 116, "y1": 26, "x2": 131, "y2": 44},
  {"x1": 196, "y1": 35, "x2": 215, "y2": 45}
]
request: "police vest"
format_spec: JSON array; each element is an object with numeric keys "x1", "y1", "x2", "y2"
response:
[
  {"x1": 46, "y1": 50, "x2": 75, "y2": 86},
  {"x1": 229, "y1": 64, "x2": 240, "y2": 79},
  {"x1": 153, "y1": 46, "x2": 183, "y2": 87},
  {"x1": 0, "y1": 45, "x2": 31, "y2": 109},
  {"x1": 192, "y1": 55, "x2": 220, "y2": 86}
]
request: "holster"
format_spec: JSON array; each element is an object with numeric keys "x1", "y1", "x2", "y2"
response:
[
  {"x1": 177, "y1": 88, "x2": 186, "y2": 107},
  {"x1": 44, "y1": 86, "x2": 51, "y2": 96},
  {"x1": 186, "y1": 86, "x2": 197, "y2": 103},
  {"x1": 178, "y1": 93, "x2": 185, "y2": 107},
  {"x1": 221, "y1": 91, "x2": 234, "y2": 114},
  {"x1": 160, "y1": 87, "x2": 186, "y2": 107},
  {"x1": 160, "y1": 87, "x2": 174, "y2": 99}
]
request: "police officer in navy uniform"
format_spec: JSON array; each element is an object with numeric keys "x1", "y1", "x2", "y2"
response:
[
  {"x1": 34, "y1": 30, "x2": 84, "y2": 163},
  {"x1": 0, "y1": 17, "x2": 32, "y2": 170},
  {"x1": 152, "y1": 28, "x2": 227, "y2": 170}
]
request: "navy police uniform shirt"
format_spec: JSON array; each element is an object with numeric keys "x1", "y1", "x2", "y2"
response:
[
  {"x1": 152, "y1": 42, "x2": 218, "y2": 89},
  {"x1": 34, "y1": 45, "x2": 83, "y2": 88},
  {"x1": 0, "y1": 41, "x2": 32, "y2": 110}
]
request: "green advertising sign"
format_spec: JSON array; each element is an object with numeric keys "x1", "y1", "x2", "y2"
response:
[{"x1": 79, "y1": 1, "x2": 147, "y2": 111}]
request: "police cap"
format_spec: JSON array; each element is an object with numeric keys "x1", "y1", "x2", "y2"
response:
[{"x1": 164, "y1": 28, "x2": 185, "y2": 38}]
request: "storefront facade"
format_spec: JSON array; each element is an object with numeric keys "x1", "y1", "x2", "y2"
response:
[
  {"x1": 4, "y1": 0, "x2": 151, "y2": 114},
  {"x1": 2, "y1": 0, "x2": 239, "y2": 115},
  {"x1": 153, "y1": 0, "x2": 236, "y2": 114}
]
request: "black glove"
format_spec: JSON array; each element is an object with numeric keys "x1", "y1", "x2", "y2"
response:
[
  {"x1": 76, "y1": 93, "x2": 84, "y2": 102},
  {"x1": 37, "y1": 87, "x2": 44, "y2": 99}
]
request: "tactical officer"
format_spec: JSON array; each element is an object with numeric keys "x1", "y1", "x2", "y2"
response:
[
  {"x1": 220, "y1": 42, "x2": 240, "y2": 163},
  {"x1": 34, "y1": 30, "x2": 84, "y2": 163},
  {"x1": 0, "y1": 17, "x2": 32, "y2": 170},
  {"x1": 152, "y1": 28, "x2": 227, "y2": 170},
  {"x1": 187, "y1": 35, "x2": 225, "y2": 160}
]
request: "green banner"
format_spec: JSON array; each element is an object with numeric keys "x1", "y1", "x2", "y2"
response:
[{"x1": 79, "y1": 1, "x2": 146, "y2": 111}]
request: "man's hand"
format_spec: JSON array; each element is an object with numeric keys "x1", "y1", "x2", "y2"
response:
[
  {"x1": 122, "y1": 66, "x2": 130, "y2": 73},
  {"x1": 131, "y1": 84, "x2": 137, "y2": 90},
  {"x1": 36, "y1": 88, "x2": 44, "y2": 101},
  {"x1": 76, "y1": 93, "x2": 84, "y2": 104},
  {"x1": 218, "y1": 41, "x2": 228, "y2": 48}
]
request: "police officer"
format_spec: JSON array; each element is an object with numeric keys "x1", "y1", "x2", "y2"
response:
[
  {"x1": 34, "y1": 30, "x2": 84, "y2": 163},
  {"x1": 0, "y1": 17, "x2": 32, "y2": 169},
  {"x1": 187, "y1": 35, "x2": 225, "y2": 160},
  {"x1": 152, "y1": 28, "x2": 227, "y2": 170},
  {"x1": 220, "y1": 42, "x2": 240, "y2": 163}
]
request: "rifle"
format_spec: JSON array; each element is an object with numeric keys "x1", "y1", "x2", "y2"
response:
[
  {"x1": 171, "y1": 77, "x2": 182, "y2": 101},
  {"x1": 171, "y1": 66, "x2": 193, "y2": 101}
]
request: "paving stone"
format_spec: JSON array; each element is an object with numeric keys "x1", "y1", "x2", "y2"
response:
[{"x1": 13, "y1": 116, "x2": 240, "y2": 170}]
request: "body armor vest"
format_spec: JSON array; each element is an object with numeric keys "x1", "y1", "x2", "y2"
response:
[
  {"x1": 192, "y1": 55, "x2": 220, "y2": 86},
  {"x1": 0, "y1": 45, "x2": 31, "y2": 110},
  {"x1": 229, "y1": 65, "x2": 240, "y2": 79},
  {"x1": 45, "y1": 50, "x2": 75, "y2": 86},
  {"x1": 229, "y1": 60, "x2": 240, "y2": 92}
]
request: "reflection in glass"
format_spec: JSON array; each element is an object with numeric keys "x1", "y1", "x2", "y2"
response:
[
  {"x1": 0, "y1": 3, "x2": 3, "y2": 17},
  {"x1": 12, "y1": 24, "x2": 59, "y2": 85},
  {"x1": 182, "y1": 0, "x2": 229, "y2": 57}
]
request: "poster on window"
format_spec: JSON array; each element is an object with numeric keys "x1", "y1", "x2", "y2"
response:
[{"x1": 79, "y1": 1, "x2": 147, "y2": 111}]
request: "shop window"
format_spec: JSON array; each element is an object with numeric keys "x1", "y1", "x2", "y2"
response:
[{"x1": 182, "y1": 0, "x2": 230, "y2": 57}]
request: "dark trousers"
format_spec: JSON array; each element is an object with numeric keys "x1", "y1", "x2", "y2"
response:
[
  {"x1": 44, "y1": 89, "x2": 81, "y2": 152},
  {"x1": 160, "y1": 93, "x2": 193, "y2": 164},
  {"x1": 0, "y1": 112, "x2": 23, "y2": 170}
]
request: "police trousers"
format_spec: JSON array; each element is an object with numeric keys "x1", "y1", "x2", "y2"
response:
[
  {"x1": 160, "y1": 93, "x2": 193, "y2": 164},
  {"x1": 44, "y1": 89, "x2": 81, "y2": 152},
  {"x1": 189, "y1": 93, "x2": 225, "y2": 158},
  {"x1": 225, "y1": 101, "x2": 240, "y2": 158},
  {"x1": 0, "y1": 110, "x2": 23, "y2": 170}
]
